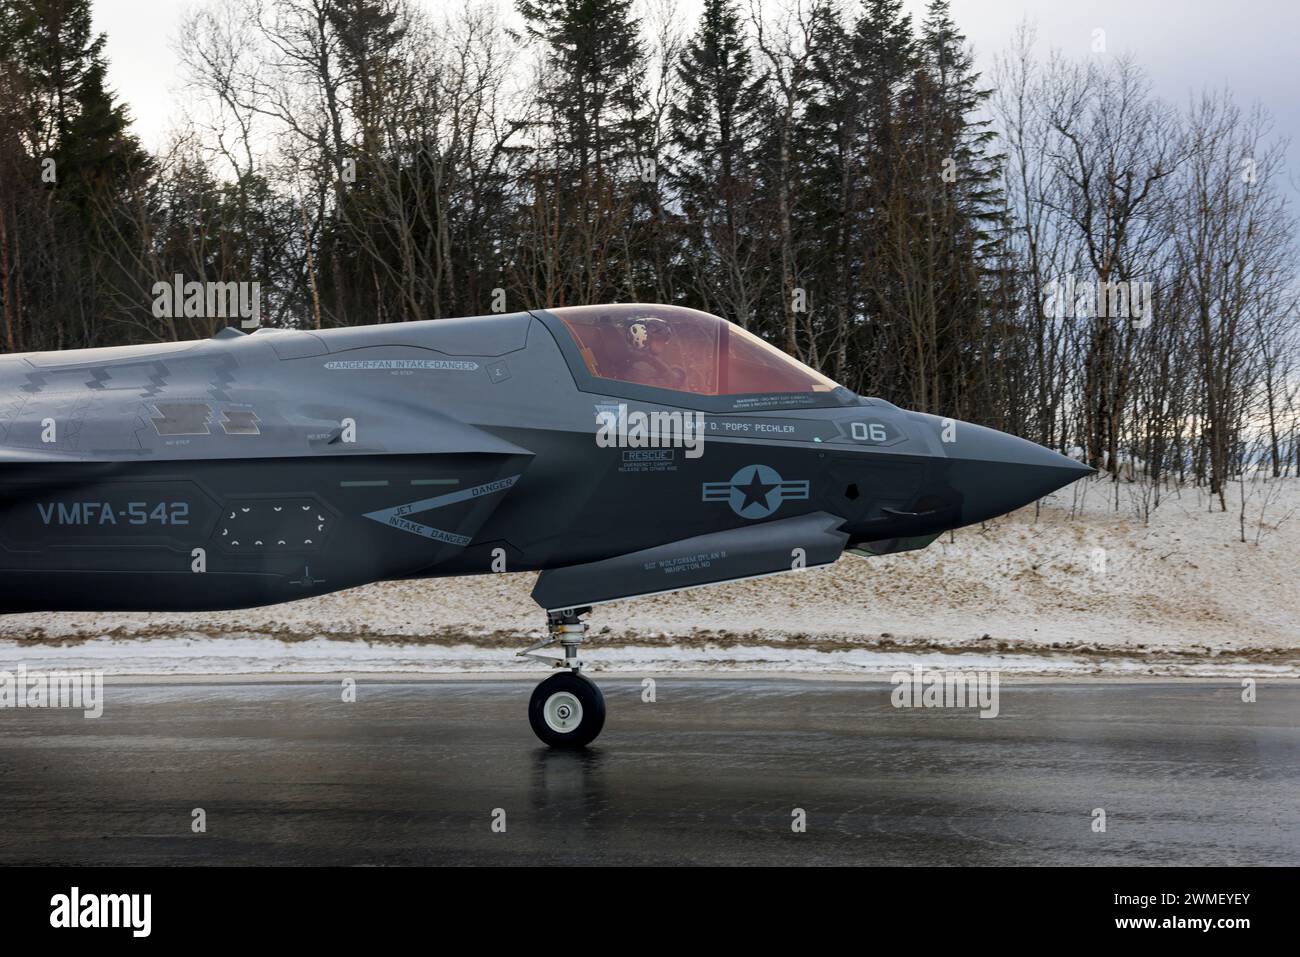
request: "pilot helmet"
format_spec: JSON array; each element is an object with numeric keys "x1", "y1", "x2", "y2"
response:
[{"x1": 626, "y1": 316, "x2": 672, "y2": 351}]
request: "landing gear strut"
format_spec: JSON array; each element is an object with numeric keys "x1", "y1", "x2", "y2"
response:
[{"x1": 519, "y1": 607, "x2": 606, "y2": 748}]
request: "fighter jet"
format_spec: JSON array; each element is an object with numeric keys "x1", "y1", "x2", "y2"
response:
[{"x1": 0, "y1": 304, "x2": 1091, "y2": 746}]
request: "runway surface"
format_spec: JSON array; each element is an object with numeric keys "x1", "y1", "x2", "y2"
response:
[{"x1": 0, "y1": 678, "x2": 1296, "y2": 865}]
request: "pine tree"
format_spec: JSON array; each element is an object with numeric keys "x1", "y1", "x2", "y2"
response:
[
  {"x1": 847, "y1": 0, "x2": 918, "y2": 397},
  {"x1": 0, "y1": 0, "x2": 146, "y2": 212},
  {"x1": 327, "y1": 0, "x2": 406, "y2": 157},
  {"x1": 801, "y1": 1, "x2": 867, "y2": 378},
  {"x1": 0, "y1": 0, "x2": 148, "y2": 348},
  {"x1": 669, "y1": 0, "x2": 770, "y2": 327},
  {"x1": 517, "y1": 0, "x2": 648, "y2": 181},
  {"x1": 513, "y1": 0, "x2": 650, "y2": 303},
  {"x1": 878, "y1": 0, "x2": 1004, "y2": 414},
  {"x1": 920, "y1": 0, "x2": 1006, "y2": 417},
  {"x1": 789, "y1": 0, "x2": 919, "y2": 386}
]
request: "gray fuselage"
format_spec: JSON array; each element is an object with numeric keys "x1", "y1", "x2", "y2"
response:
[{"x1": 0, "y1": 307, "x2": 1090, "y2": 613}]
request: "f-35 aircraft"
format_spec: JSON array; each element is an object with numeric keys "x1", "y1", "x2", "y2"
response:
[{"x1": 0, "y1": 304, "x2": 1091, "y2": 746}]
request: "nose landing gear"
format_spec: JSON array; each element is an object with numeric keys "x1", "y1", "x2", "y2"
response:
[{"x1": 519, "y1": 607, "x2": 606, "y2": 748}]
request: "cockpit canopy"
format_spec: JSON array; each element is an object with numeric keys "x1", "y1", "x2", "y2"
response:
[{"x1": 547, "y1": 304, "x2": 840, "y2": 397}]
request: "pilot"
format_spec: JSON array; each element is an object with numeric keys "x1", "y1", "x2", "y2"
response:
[{"x1": 622, "y1": 316, "x2": 686, "y2": 388}]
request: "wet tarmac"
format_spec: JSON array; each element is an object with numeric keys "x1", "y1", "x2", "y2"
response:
[{"x1": 0, "y1": 678, "x2": 1295, "y2": 865}]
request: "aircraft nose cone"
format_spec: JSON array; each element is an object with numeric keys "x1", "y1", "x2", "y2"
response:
[{"x1": 937, "y1": 419, "x2": 1094, "y2": 524}]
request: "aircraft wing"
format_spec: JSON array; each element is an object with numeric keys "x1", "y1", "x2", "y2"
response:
[{"x1": 531, "y1": 511, "x2": 850, "y2": 611}]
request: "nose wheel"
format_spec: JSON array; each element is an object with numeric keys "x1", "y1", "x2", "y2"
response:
[
  {"x1": 528, "y1": 671, "x2": 605, "y2": 748},
  {"x1": 519, "y1": 606, "x2": 606, "y2": 748}
]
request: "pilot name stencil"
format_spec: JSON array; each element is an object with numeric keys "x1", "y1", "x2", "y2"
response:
[{"x1": 650, "y1": 550, "x2": 726, "y2": 575}]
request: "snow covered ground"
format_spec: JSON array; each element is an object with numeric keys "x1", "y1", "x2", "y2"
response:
[{"x1": 1, "y1": 476, "x2": 1296, "y2": 677}]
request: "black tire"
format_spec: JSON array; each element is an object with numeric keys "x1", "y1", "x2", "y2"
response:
[{"x1": 528, "y1": 671, "x2": 605, "y2": 748}]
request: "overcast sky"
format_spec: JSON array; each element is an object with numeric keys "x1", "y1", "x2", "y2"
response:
[{"x1": 92, "y1": 0, "x2": 1299, "y2": 195}]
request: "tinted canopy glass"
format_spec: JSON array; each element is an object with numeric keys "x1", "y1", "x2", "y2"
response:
[{"x1": 550, "y1": 304, "x2": 839, "y2": 396}]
